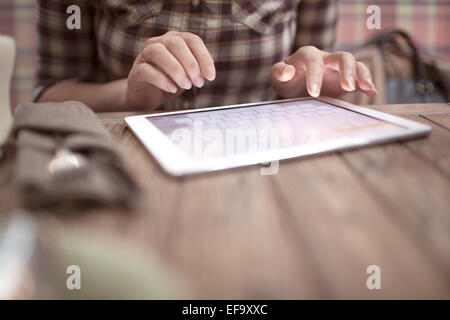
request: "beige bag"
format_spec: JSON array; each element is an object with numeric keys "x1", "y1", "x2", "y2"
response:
[{"x1": 340, "y1": 29, "x2": 450, "y2": 105}]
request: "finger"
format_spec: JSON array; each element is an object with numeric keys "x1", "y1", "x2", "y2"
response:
[
  {"x1": 272, "y1": 61, "x2": 296, "y2": 82},
  {"x1": 305, "y1": 56, "x2": 324, "y2": 97},
  {"x1": 133, "y1": 59, "x2": 178, "y2": 94},
  {"x1": 324, "y1": 51, "x2": 356, "y2": 92},
  {"x1": 182, "y1": 33, "x2": 216, "y2": 81},
  {"x1": 143, "y1": 42, "x2": 193, "y2": 90},
  {"x1": 270, "y1": 61, "x2": 306, "y2": 98},
  {"x1": 356, "y1": 61, "x2": 377, "y2": 96},
  {"x1": 163, "y1": 35, "x2": 204, "y2": 88},
  {"x1": 287, "y1": 46, "x2": 325, "y2": 97}
]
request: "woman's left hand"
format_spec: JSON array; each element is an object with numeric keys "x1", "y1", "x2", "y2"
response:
[{"x1": 270, "y1": 46, "x2": 377, "y2": 98}]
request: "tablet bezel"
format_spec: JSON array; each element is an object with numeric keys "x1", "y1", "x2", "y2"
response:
[{"x1": 125, "y1": 97, "x2": 431, "y2": 176}]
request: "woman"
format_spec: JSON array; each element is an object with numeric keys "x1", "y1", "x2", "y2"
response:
[{"x1": 35, "y1": 0, "x2": 377, "y2": 112}]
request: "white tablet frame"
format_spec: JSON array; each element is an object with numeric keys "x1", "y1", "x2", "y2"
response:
[{"x1": 125, "y1": 97, "x2": 431, "y2": 176}]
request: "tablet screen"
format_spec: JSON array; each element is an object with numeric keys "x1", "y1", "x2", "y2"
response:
[{"x1": 146, "y1": 99, "x2": 405, "y2": 160}]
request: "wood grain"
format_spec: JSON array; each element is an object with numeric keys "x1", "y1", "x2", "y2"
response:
[
  {"x1": 271, "y1": 153, "x2": 449, "y2": 298},
  {"x1": 403, "y1": 115, "x2": 450, "y2": 176},
  {"x1": 422, "y1": 113, "x2": 450, "y2": 130},
  {"x1": 77, "y1": 103, "x2": 450, "y2": 298},
  {"x1": 340, "y1": 120, "x2": 450, "y2": 289}
]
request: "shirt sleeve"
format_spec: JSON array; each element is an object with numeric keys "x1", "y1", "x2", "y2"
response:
[
  {"x1": 34, "y1": 0, "x2": 98, "y2": 101},
  {"x1": 294, "y1": 0, "x2": 338, "y2": 52}
]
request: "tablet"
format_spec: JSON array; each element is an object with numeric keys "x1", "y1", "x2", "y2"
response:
[{"x1": 125, "y1": 97, "x2": 431, "y2": 176}]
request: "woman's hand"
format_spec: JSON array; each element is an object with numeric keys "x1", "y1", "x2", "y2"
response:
[
  {"x1": 127, "y1": 31, "x2": 216, "y2": 109},
  {"x1": 270, "y1": 46, "x2": 377, "y2": 98}
]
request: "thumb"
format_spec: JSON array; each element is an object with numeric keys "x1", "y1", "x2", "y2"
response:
[{"x1": 271, "y1": 61, "x2": 296, "y2": 83}]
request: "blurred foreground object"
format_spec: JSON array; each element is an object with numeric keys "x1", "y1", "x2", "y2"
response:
[
  {"x1": 0, "y1": 211, "x2": 186, "y2": 299},
  {"x1": 0, "y1": 101, "x2": 139, "y2": 213},
  {"x1": 42, "y1": 224, "x2": 187, "y2": 299},
  {"x1": 0, "y1": 210, "x2": 38, "y2": 299},
  {"x1": 0, "y1": 35, "x2": 15, "y2": 145}
]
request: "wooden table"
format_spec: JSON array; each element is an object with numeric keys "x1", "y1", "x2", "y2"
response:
[{"x1": 77, "y1": 103, "x2": 450, "y2": 299}]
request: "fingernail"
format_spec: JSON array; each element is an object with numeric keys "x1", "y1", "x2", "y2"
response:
[
  {"x1": 311, "y1": 82, "x2": 320, "y2": 97},
  {"x1": 180, "y1": 76, "x2": 192, "y2": 90},
  {"x1": 193, "y1": 75, "x2": 204, "y2": 88},
  {"x1": 166, "y1": 83, "x2": 177, "y2": 94},
  {"x1": 205, "y1": 66, "x2": 216, "y2": 81},
  {"x1": 280, "y1": 65, "x2": 295, "y2": 82},
  {"x1": 360, "y1": 82, "x2": 372, "y2": 91},
  {"x1": 347, "y1": 75, "x2": 355, "y2": 90}
]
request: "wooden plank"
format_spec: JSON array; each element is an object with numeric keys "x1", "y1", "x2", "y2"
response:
[
  {"x1": 105, "y1": 124, "x2": 185, "y2": 251},
  {"x1": 340, "y1": 141, "x2": 450, "y2": 289},
  {"x1": 368, "y1": 103, "x2": 449, "y2": 115},
  {"x1": 401, "y1": 115, "x2": 450, "y2": 177},
  {"x1": 97, "y1": 111, "x2": 153, "y2": 125},
  {"x1": 422, "y1": 113, "x2": 450, "y2": 131},
  {"x1": 270, "y1": 153, "x2": 450, "y2": 299},
  {"x1": 158, "y1": 166, "x2": 330, "y2": 299}
]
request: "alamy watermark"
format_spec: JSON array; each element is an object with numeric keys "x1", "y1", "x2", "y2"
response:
[
  {"x1": 366, "y1": 265, "x2": 381, "y2": 290},
  {"x1": 66, "y1": 265, "x2": 81, "y2": 290},
  {"x1": 366, "y1": 5, "x2": 381, "y2": 30},
  {"x1": 66, "y1": 5, "x2": 81, "y2": 30},
  {"x1": 169, "y1": 120, "x2": 280, "y2": 175}
]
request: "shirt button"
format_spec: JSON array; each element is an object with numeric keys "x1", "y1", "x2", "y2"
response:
[{"x1": 192, "y1": 0, "x2": 200, "y2": 7}]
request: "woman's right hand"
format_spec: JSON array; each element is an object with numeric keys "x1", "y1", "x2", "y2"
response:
[{"x1": 126, "y1": 31, "x2": 216, "y2": 109}]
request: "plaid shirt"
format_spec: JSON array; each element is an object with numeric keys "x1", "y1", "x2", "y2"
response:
[{"x1": 36, "y1": 0, "x2": 338, "y2": 110}]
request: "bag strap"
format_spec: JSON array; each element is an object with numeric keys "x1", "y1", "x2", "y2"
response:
[{"x1": 359, "y1": 29, "x2": 435, "y2": 95}]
